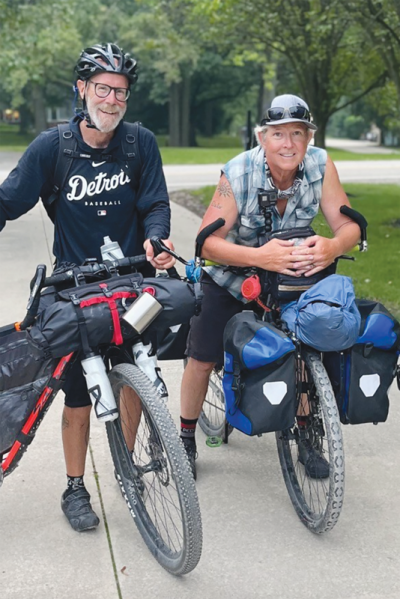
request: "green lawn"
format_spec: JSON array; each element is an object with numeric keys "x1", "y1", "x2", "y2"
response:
[
  {"x1": 184, "y1": 183, "x2": 400, "y2": 318},
  {"x1": 1, "y1": 124, "x2": 399, "y2": 162}
]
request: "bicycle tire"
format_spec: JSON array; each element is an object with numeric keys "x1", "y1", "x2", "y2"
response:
[
  {"x1": 276, "y1": 351, "x2": 345, "y2": 534},
  {"x1": 183, "y1": 359, "x2": 233, "y2": 443},
  {"x1": 106, "y1": 363, "x2": 202, "y2": 575}
]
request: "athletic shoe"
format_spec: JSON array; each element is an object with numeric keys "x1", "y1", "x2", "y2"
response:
[
  {"x1": 298, "y1": 438, "x2": 330, "y2": 479},
  {"x1": 181, "y1": 437, "x2": 197, "y2": 480},
  {"x1": 61, "y1": 487, "x2": 100, "y2": 532}
]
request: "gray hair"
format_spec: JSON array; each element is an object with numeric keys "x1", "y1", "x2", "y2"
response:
[{"x1": 254, "y1": 123, "x2": 313, "y2": 145}]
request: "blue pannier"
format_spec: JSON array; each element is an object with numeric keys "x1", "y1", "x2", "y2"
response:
[
  {"x1": 323, "y1": 299, "x2": 400, "y2": 425},
  {"x1": 223, "y1": 311, "x2": 297, "y2": 436}
]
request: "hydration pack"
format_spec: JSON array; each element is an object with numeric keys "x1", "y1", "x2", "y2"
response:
[
  {"x1": 223, "y1": 311, "x2": 297, "y2": 436},
  {"x1": 323, "y1": 299, "x2": 400, "y2": 425}
]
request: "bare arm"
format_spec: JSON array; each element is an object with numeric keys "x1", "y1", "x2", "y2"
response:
[
  {"x1": 292, "y1": 156, "x2": 360, "y2": 276},
  {"x1": 201, "y1": 175, "x2": 298, "y2": 274}
]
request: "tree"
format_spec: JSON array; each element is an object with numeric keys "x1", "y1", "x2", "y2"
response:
[
  {"x1": 194, "y1": 0, "x2": 389, "y2": 147},
  {"x1": 0, "y1": 0, "x2": 104, "y2": 135}
]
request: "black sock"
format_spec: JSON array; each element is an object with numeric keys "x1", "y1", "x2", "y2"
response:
[
  {"x1": 65, "y1": 475, "x2": 85, "y2": 496},
  {"x1": 180, "y1": 417, "x2": 198, "y2": 444}
]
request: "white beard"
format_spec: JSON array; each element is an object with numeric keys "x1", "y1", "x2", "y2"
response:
[{"x1": 86, "y1": 95, "x2": 126, "y2": 133}]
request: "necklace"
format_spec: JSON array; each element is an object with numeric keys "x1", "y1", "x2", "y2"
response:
[{"x1": 264, "y1": 156, "x2": 304, "y2": 200}]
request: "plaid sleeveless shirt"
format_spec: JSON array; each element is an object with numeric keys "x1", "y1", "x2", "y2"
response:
[{"x1": 204, "y1": 144, "x2": 328, "y2": 301}]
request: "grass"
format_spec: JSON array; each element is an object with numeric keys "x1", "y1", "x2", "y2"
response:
[
  {"x1": 182, "y1": 183, "x2": 400, "y2": 318},
  {"x1": 326, "y1": 148, "x2": 400, "y2": 161},
  {"x1": 1, "y1": 124, "x2": 399, "y2": 162}
]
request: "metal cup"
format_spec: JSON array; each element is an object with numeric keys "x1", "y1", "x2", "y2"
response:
[{"x1": 122, "y1": 292, "x2": 163, "y2": 334}]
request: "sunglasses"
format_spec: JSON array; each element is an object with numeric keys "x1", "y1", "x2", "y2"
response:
[{"x1": 261, "y1": 105, "x2": 311, "y2": 125}]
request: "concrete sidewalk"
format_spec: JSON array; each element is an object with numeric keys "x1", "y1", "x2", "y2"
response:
[{"x1": 1, "y1": 200, "x2": 400, "y2": 599}]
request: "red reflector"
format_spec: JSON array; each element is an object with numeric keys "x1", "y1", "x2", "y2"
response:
[
  {"x1": 143, "y1": 286, "x2": 156, "y2": 296},
  {"x1": 241, "y1": 275, "x2": 261, "y2": 300}
]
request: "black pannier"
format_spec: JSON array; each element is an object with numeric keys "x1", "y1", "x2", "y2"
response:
[
  {"x1": 29, "y1": 274, "x2": 198, "y2": 358},
  {"x1": 0, "y1": 330, "x2": 57, "y2": 454},
  {"x1": 223, "y1": 311, "x2": 297, "y2": 436},
  {"x1": 323, "y1": 299, "x2": 400, "y2": 425}
]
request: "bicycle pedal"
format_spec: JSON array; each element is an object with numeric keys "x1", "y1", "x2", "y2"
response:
[{"x1": 206, "y1": 436, "x2": 223, "y2": 448}]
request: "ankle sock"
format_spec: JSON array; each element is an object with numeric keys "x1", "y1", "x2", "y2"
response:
[
  {"x1": 65, "y1": 475, "x2": 85, "y2": 497},
  {"x1": 180, "y1": 417, "x2": 198, "y2": 443}
]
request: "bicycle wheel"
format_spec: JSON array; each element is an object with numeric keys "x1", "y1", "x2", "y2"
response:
[
  {"x1": 276, "y1": 351, "x2": 344, "y2": 534},
  {"x1": 106, "y1": 363, "x2": 202, "y2": 575},
  {"x1": 190, "y1": 361, "x2": 233, "y2": 442}
]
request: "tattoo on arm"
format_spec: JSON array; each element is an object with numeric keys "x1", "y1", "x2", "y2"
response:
[
  {"x1": 62, "y1": 414, "x2": 69, "y2": 429},
  {"x1": 211, "y1": 200, "x2": 223, "y2": 210},
  {"x1": 217, "y1": 181, "x2": 232, "y2": 198}
]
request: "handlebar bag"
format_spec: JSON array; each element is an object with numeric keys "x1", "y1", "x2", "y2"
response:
[
  {"x1": 223, "y1": 311, "x2": 297, "y2": 436},
  {"x1": 260, "y1": 226, "x2": 337, "y2": 304},
  {"x1": 323, "y1": 299, "x2": 400, "y2": 425},
  {"x1": 29, "y1": 274, "x2": 199, "y2": 359},
  {"x1": 0, "y1": 330, "x2": 57, "y2": 454}
]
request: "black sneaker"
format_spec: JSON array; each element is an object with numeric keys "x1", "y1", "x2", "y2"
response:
[
  {"x1": 61, "y1": 487, "x2": 100, "y2": 532},
  {"x1": 298, "y1": 438, "x2": 330, "y2": 479},
  {"x1": 181, "y1": 438, "x2": 197, "y2": 480}
]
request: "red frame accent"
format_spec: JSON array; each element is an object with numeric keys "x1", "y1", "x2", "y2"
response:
[{"x1": 1, "y1": 352, "x2": 74, "y2": 474}]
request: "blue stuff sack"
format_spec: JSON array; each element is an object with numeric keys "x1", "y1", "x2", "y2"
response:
[
  {"x1": 281, "y1": 275, "x2": 361, "y2": 352},
  {"x1": 324, "y1": 299, "x2": 400, "y2": 424},
  {"x1": 223, "y1": 311, "x2": 297, "y2": 436}
]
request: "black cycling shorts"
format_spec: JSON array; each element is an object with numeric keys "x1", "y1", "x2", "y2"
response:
[
  {"x1": 62, "y1": 357, "x2": 92, "y2": 408},
  {"x1": 186, "y1": 272, "x2": 243, "y2": 366}
]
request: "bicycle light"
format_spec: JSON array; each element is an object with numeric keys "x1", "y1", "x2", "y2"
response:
[{"x1": 122, "y1": 291, "x2": 163, "y2": 334}]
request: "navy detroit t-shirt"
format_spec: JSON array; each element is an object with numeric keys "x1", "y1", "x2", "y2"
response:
[{"x1": 0, "y1": 116, "x2": 170, "y2": 266}]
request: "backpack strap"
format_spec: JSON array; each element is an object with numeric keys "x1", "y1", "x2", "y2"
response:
[
  {"x1": 51, "y1": 124, "x2": 78, "y2": 201},
  {"x1": 120, "y1": 121, "x2": 143, "y2": 180}
]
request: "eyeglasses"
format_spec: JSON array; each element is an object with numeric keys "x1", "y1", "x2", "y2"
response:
[
  {"x1": 261, "y1": 105, "x2": 311, "y2": 125},
  {"x1": 88, "y1": 81, "x2": 130, "y2": 102}
]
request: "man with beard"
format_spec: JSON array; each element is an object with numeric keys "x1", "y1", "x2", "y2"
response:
[{"x1": 0, "y1": 43, "x2": 175, "y2": 532}]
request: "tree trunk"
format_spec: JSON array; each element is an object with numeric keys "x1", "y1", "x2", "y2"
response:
[
  {"x1": 314, "y1": 119, "x2": 327, "y2": 149},
  {"x1": 204, "y1": 102, "x2": 213, "y2": 137},
  {"x1": 32, "y1": 84, "x2": 47, "y2": 135},
  {"x1": 168, "y1": 83, "x2": 181, "y2": 146},
  {"x1": 181, "y1": 74, "x2": 191, "y2": 147}
]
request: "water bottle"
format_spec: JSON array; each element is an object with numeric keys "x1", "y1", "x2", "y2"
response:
[
  {"x1": 132, "y1": 341, "x2": 168, "y2": 401},
  {"x1": 81, "y1": 354, "x2": 118, "y2": 422},
  {"x1": 100, "y1": 236, "x2": 124, "y2": 261}
]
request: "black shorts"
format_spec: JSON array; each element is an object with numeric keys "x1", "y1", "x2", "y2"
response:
[
  {"x1": 62, "y1": 357, "x2": 92, "y2": 408},
  {"x1": 186, "y1": 272, "x2": 243, "y2": 365}
]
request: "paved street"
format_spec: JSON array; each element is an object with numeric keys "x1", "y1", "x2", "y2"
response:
[{"x1": 0, "y1": 148, "x2": 399, "y2": 598}]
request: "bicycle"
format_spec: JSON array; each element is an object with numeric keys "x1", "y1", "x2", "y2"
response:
[
  {"x1": 192, "y1": 208, "x2": 368, "y2": 534},
  {"x1": 0, "y1": 242, "x2": 202, "y2": 576}
]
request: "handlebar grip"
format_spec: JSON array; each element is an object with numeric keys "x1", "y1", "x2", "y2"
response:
[
  {"x1": 340, "y1": 205, "x2": 368, "y2": 251},
  {"x1": 20, "y1": 265, "x2": 47, "y2": 330},
  {"x1": 340, "y1": 205, "x2": 368, "y2": 229},
  {"x1": 44, "y1": 271, "x2": 75, "y2": 287},
  {"x1": 195, "y1": 218, "x2": 226, "y2": 250}
]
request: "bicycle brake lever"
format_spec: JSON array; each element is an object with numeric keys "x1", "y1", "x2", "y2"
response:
[{"x1": 150, "y1": 237, "x2": 190, "y2": 266}]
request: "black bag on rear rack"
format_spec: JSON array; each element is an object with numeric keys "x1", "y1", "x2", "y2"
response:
[
  {"x1": 323, "y1": 299, "x2": 400, "y2": 425},
  {"x1": 223, "y1": 311, "x2": 297, "y2": 436},
  {"x1": 0, "y1": 330, "x2": 57, "y2": 454}
]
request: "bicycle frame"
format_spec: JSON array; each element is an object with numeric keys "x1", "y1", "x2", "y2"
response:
[{"x1": 1, "y1": 352, "x2": 75, "y2": 480}]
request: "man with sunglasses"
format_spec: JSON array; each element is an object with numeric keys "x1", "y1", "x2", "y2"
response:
[
  {"x1": 180, "y1": 94, "x2": 361, "y2": 480},
  {"x1": 0, "y1": 43, "x2": 175, "y2": 532}
]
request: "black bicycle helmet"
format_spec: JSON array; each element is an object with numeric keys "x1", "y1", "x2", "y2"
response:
[{"x1": 75, "y1": 43, "x2": 138, "y2": 85}]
